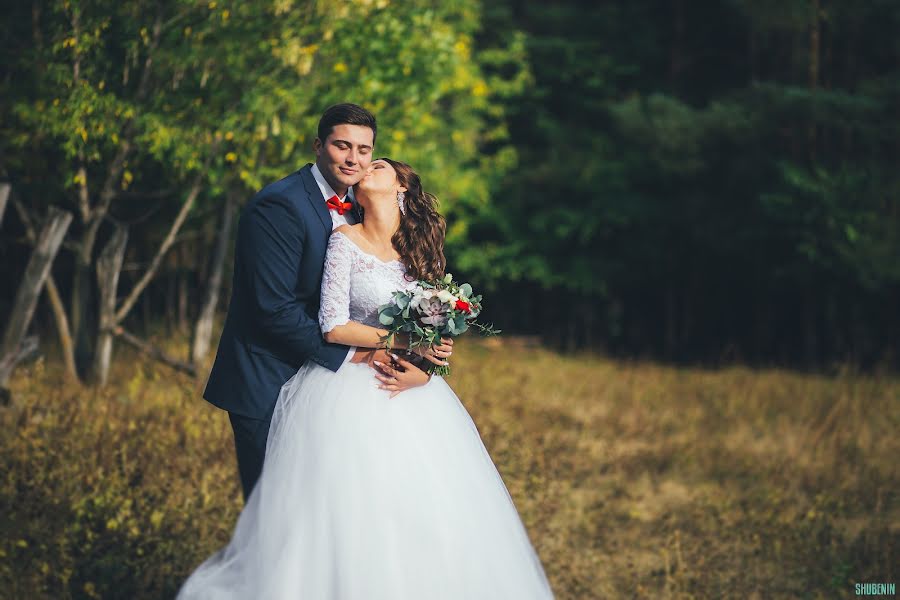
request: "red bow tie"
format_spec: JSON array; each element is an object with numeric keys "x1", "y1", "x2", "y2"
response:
[{"x1": 326, "y1": 195, "x2": 353, "y2": 215}]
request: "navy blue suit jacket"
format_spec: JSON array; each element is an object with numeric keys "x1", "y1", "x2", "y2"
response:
[{"x1": 204, "y1": 164, "x2": 355, "y2": 419}]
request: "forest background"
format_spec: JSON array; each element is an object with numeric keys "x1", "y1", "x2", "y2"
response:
[
  {"x1": 0, "y1": 1, "x2": 898, "y2": 598},
  {"x1": 3, "y1": 0, "x2": 899, "y2": 376}
]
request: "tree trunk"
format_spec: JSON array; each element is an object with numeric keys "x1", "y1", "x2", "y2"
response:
[
  {"x1": 11, "y1": 196, "x2": 80, "y2": 383},
  {"x1": 566, "y1": 297, "x2": 578, "y2": 353},
  {"x1": 166, "y1": 269, "x2": 176, "y2": 334},
  {"x1": 177, "y1": 256, "x2": 189, "y2": 334},
  {"x1": 808, "y1": 0, "x2": 820, "y2": 163},
  {"x1": 93, "y1": 226, "x2": 128, "y2": 386},
  {"x1": 665, "y1": 286, "x2": 677, "y2": 360},
  {"x1": 0, "y1": 183, "x2": 9, "y2": 226},
  {"x1": 583, "y1": 294, "x2": 596, "y2": 352},
  {"x1": 680, "y1": 284, "x2": 693, "y2": 360},
  {"x1": 91, "y1": 173, "x2": 206, "y2": 384},
  {"x1": 669, "y1": 0, "x2": 685, "y2": 91},
  {"x1": 192, "y1": 190, "x2": 237, "y2": 366},
  {"x1": 748, "y1": 21, "x2": 758, "y2": 84},
  {"x1": 0, "y1": 207, "x2": 73, "y2": 386},
  {"x1": 69, "y1": 251, "x2": 89, "y2": 374},
  {"x1": 803, "y1": 289, "x2": 818, "y2": 368},
  {"x1": 142, "y1": 291, "x2": 151, "y2": 335}
]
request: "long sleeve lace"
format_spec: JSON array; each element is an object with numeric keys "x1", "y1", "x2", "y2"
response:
[
  {"x1": 318, "y1": 229, "x2": 412, "y2": 334},
  {"x1": 319, "y1": 232, "x2": 353, "y2": 334}
]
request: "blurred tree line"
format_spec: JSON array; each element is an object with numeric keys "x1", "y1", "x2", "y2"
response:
[
  {"x1": 463, "y1": 0, "x2": 900, "y2": 368},
  {"x1": 1, "y1": 0, "x2": 898, "y2": 387}
]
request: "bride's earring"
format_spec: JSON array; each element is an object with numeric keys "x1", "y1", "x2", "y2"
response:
[{"x1": 397, "y1": 191, "x2": 406, "y2": 216}]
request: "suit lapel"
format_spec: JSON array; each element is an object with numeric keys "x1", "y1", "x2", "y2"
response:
[
  {"x1": 348, "y1": 187, "x2": 363, "y2": 224},
  {"x1": 298, "y1": 164, "x2": 332, "y2": 236}
]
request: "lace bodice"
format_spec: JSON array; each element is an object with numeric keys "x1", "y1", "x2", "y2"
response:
[{"x1": 319, "y1": 230, "x2": 415, "y2": 332}]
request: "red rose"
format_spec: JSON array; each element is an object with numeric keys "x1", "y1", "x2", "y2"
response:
[{"x1": 455, "y1": 299, "x2": 471, "y2": 313}]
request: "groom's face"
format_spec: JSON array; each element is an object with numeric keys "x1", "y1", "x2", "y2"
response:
[{"x1": 314, "y1": 124, "x2": 375, "y2": 194}]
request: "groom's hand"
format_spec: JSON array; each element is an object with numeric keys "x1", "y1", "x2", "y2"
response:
[
  {"x1": 349, "y1": 348, "x2": 392, "y2": 365},
  {"x1": 373, "y1": 353, "x2": 431, "y2": 398}
]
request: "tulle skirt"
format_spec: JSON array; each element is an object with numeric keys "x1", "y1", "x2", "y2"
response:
[{"x1": 178, "y1": 361, "x2": 554, "y2": 599}]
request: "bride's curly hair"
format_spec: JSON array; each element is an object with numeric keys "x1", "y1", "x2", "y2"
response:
[{"x1": 381, "y1": 158, "x2": 446, "y2": 282}]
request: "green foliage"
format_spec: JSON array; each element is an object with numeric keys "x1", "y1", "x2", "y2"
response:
[
  {"x1": 455, "y1": 0, "x2": 900, "y2": 363},
  {"x1": 4, "y1": 0, "x2": 519, "y2": 204},
  {"x1": 2, "y1": 0, "x2": 899, "y2": 365}
]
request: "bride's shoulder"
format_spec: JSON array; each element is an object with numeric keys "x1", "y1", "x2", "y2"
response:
[{"x1": 330, "y1": 224, "x2": 363, "y2": 245}]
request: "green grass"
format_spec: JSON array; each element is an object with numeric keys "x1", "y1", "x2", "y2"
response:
[{"x1": 1, "y1": 337, "x2": 897, "y2": 599}]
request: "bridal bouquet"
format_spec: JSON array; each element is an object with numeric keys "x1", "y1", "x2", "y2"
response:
[{"x1": 378, "y1": 273, "x2": 500, "y2": 376}]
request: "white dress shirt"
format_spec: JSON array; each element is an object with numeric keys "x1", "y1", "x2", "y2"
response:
[{"x1": 311, "y1": 163, "x2": 358, "y2": 366}]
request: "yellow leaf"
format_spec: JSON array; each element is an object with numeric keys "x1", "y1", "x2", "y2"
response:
[
  {"x1": 225, "y1": 152, "x2": 237, "y2": 163},
  {"x1": 150, "y1": 510, "x2": 164, "y2": 529},
  {"x1": 225, "y1": 131, "x2": 234, "y2": 141},
  {"x1": 333, "y1": 62, "x2": 348, "y2": 74}
]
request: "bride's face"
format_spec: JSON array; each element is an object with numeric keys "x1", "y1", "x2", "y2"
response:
[{"x1": 356, "y1": 159, "x2": 406, "y2": 199}]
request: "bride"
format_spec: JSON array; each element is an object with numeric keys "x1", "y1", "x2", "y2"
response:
[{"x1": 178, "y1": 158, "x2": 554, "y2": 599}]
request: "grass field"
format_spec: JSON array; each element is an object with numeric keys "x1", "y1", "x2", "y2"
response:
[{"x1": 1, "y1": 337, "x2": 897, "y2": 599}]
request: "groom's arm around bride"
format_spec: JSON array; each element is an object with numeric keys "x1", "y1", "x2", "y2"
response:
[{"x1": 203, "y1": 104, "x2": 378, "y2": 499}]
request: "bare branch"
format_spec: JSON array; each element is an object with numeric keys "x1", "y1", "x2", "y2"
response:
[
  {"x1": 0, "y1": 336, "x2": 39, "y2": 393},
  {"x1": 134, "y1": 12, "x2": 163, "y2": 103},
  {"x1": 113, "y1": 168, "x2": 205, "y2": 324},
  {"x1": 112, "y1": 326, "x2": 197, "y2": 377}
]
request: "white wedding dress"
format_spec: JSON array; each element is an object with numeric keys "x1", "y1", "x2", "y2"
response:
[{"x1": 178, "y1": 231, "x2": 554, "y2": 599}]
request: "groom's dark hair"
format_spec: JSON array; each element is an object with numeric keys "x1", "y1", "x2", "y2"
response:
[{"x1": 317, "y1": 103, "x2": 377, "y2": 145}]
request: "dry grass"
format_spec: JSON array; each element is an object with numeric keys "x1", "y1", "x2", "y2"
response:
[{"x1": 1, "y1": 337, "x2": 897, "y2": 599}]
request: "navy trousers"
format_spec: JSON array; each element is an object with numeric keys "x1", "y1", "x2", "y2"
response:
[{"x1": 229, "y1": 403, "x2": 275, "y2": 501}]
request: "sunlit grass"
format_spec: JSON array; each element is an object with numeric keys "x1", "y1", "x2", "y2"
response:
[{"x1": 1, "y1": 337, "x2": 897, "y2": 598}]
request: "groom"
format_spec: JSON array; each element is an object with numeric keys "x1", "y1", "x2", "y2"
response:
[{"x1": 205, "y1": 103, "x2": 419, "y2": 499}]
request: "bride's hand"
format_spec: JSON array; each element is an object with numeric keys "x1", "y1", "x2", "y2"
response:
[
  {"x1": 410, "y1": 337, "x2": 453, "y2": 367},
  {"x1": 374, "y1": 354, "x2": 431, "y2": 398}
]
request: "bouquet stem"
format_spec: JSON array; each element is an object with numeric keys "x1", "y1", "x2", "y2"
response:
[{"x1": 429, "y1": 364, "x2": 451, "y2": 377}]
